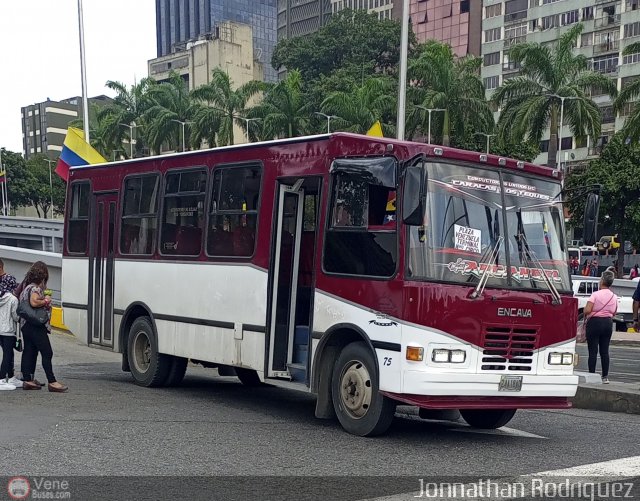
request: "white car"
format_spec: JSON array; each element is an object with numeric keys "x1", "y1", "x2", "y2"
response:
[{"x1": 572, "y1": 276, "x2": 633, "y2": 331}]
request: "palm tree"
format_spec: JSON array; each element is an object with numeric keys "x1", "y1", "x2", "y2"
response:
[
  {"x1": 190, "y1": 69, "x2": 264, "y2": 147},
  {"x1": 615, "y1": 42, "x2": 640, "y2": 142},
  {"x1": 407, "y1": 40, "x2": 493, "y2": 146},
  {"x1": 492, "y1": 23, "x2": 617, "y2": 167},
  {"x1": 144, "y1": 72, "x2": 195, "y2": 153},
  {"x1": 320, "y1": 77, "x2": 396, "y2": 135},
  {"x1": 97, "y1": 78, "x2": 156, "y2": 157},
  {"x1": 252, "y1": 70, "x2": 311, "y2": 139}
]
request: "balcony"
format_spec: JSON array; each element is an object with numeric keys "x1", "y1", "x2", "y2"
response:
[
  {"x1": 502, "y1": 62, "x2": 521, "y2": 73},
  {"x1": 504, "y1": 36, "x2": 526, "y2": 49},
  {"x1": 593, "y1": 40, "x2": 620, "y2": 55},
  {"x1": 594, "y1": 14, "x2": 621, "y2": 29},
  {"x1": 504, "y1": 10, "x2": 527, "y2": 24}
]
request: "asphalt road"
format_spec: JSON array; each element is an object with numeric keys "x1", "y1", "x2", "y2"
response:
[
  {"x1": 576, "y1": 343, "x2": 640, "y2": 383},
  {"x1": 1, "y1": 332, "x2": 640, "y2": 500}
]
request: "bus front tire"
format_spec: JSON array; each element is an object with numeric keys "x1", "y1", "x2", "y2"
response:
[
  {"x1": 164, "y1": 356, "x2": 188, "y2": 386},
  {"x1": 460, "y1": 409, "x2": 517, "y2": 429},
  {"x1": 331, "y1": 342, "x2": 396, "y2": 437},
  {"x1": 127, "y1": 317, "x2": 172, "y2": 387}
]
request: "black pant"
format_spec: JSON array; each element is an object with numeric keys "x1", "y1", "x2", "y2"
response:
[
  {"x1": 0, "y1": 335, "x2": 15, "y2": 379},
  {"x1": 586, "y1": 317, "x2": 613, "y2": 377},
  {"x1": 20, "y1": 323, "x2": 56, "y2": 383}
]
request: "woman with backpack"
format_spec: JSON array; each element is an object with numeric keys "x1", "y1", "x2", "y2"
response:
[{"x1": 17, "y1": 261, "x2": 67, "y2": 392}]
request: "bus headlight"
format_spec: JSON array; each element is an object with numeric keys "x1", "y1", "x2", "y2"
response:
[
  {"x1": 548, "y1": 352, "x2": 574, "y2": 365},
  {"x1": 431, "y1": 349, "x2": 466, "y2": 363}
]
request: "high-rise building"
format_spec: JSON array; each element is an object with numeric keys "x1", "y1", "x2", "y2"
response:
[
  {"x1": 21, "y1": 96, "x2": 111, "y2": 160},
  {"x1": 408, "y1": 0, "x2": 482, "y2": 56},
  {"x1": 156, "y1": 0, "x2": 277, "y2": 81},
  {"x1": 277, "y1": 0, "x2": 332, "y2": 40},
  {"x1": 481, "y1": 0, "x2": 640, "y2": 168},
  {"x1": 329, "y1": 0, "x2": 396, "y2": 20}
]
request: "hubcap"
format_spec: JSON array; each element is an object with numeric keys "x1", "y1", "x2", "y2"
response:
[
  {"x1": 339, "y1": 360, "x2": 372, "y2": 419},
  {"x1": 132, "y1": 331, "x2": 152, "y2": 374}
]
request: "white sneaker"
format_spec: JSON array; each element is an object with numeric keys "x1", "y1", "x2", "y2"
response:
[
  {"x1": 7, "y1": 377, "x2": 22, "y2": 386},
  {"x1": 0, "y1": 381, "x2": 16, "y2": 391}
]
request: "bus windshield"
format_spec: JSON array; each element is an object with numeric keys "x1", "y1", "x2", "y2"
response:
[{"x1": 407, "y1": 162, "x2": 571, "y2": 292}]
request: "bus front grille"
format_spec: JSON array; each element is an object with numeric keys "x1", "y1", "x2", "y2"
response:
[{"x1": 481, "y1": 326, "x2": 538, "y2": 372}]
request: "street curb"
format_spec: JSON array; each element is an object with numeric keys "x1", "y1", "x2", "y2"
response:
[
  {"x1": 571, "y1": 385, "x2": 640, "y2": 415},
  {"x1": 610, "y1": 340, "x2": 640, "y2": 347}
]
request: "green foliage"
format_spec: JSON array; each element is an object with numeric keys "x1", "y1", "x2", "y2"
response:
[
  {"x1": 1, "y1": 148, "x2": 32, "y2": 211},
  {"x1": 272, "y1": 9, "x2": 410, "y2": 82},
  {"x1": 565, "y1": 135, "x2": 640, "y2": 274},
  {"x1": 614, "y1": 42, "x2": 640, "y2": 143},
  {"x1": 492, "y1": 23, "x2": 616, "y2": 168}
]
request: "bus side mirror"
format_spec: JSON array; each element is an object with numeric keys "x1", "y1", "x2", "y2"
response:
[
  {"x1": 583, "y1": 192, "x2": 600, "y2": 246},
  {"x1": 402, "y1": 165, "x2": 426, "y2": 226}
]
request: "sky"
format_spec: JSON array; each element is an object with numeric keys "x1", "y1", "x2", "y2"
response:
[{"x1": 0, "y1": 0, "x2": 157, "y2": 153}]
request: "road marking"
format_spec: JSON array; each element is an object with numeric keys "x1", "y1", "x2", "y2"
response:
[
  {"x1": 450, "y1": 426, "x2": 547, "y2": 439},
  {"x1": 364, "y1": 456, "x2": 640, "y2": 501}
]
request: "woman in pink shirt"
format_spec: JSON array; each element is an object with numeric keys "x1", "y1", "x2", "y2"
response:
[{"x1": 584, "y1": 270, "x2": 618, "y2": 383}]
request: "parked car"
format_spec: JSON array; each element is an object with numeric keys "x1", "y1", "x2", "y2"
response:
[
  {"x1": 597, "y1": 235, "x2": 620, "y2": 252},
  {"x1": 572, "y1": 277, "x2": 633, "y2": 331}
]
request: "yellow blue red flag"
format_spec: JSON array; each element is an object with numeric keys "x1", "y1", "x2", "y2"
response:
[
  {"x1": 55, "y1": 127, "x2": 106, "y2": 181},
  {"x1": 366, "y1": 121, "x2": 384, "y2": 137}
]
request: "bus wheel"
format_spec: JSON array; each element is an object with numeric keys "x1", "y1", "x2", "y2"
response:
[
  {"x1": 331, "y1": 342, "x2": 395, "y2": 437},
  {"x1": 235, "y1": 368, "x2": 262, "y2": 387},
  {"x1": 460, "y1": 409, "x2": 516, "y2": 429},
  {"x1": 164, "y1": 356, "x2": 188, "y2": 387},
  {"x1": 127, "y1": 317, "x2": 171, "y2": 387}
]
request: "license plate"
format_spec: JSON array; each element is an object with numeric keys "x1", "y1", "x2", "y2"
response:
[{"x1": 499, "y1": 375, "x2": 523, "y2": 392}]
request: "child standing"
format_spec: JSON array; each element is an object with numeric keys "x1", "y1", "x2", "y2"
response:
[{"x1": 0, "y1": 289, "x2": 20, "y2": 390}]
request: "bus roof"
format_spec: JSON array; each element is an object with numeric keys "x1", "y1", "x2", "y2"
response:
[{"x1": 70, "y1": 132, "x2": 560, "y2": 180}]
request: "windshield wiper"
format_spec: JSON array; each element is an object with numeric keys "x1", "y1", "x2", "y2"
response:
[
  {"x1": 517, "y1": 227, "x2": 562, "y2": 305},
  {"x1": 469, "y1": 236, "x2": 503, "y2": 299}
]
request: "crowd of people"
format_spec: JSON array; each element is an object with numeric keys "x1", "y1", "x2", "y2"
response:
[
  {"x1": 569, "y1": 257, "x2": 601, "y2": 277},
  {"x1": 0, "y1": 259, "x2": 67, "y2": 392}
]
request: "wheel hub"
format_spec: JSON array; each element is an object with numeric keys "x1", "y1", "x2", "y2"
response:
[
  {"x1": 133, "y1": 331, "x2": 151, "y2": 374},
  {"x1": 340, "y1": 361, "x2": 372, "y2": 419}
]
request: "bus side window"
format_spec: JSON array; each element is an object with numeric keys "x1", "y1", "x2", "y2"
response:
[
  {"x1": 207, "y1": 165, "x2": 261, "y2": 258},
  {"x1": 67, "y1": 181, "x2": 90, "y2": 255},
  {"x1": 120, "y1": 174, "x2": 159, "y2": 255}
]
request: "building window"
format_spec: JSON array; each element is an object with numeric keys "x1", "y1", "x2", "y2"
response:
[
  {"x1": 621, "y1": 101, "x2": 636, "y2": 117},
  {"x1": 485, "y1": 3, "x2": 502, "y2": 18},
  {"x1": 485, "y1": 27, "x2": 502, "y2": 42},
  {"x1": 542, "y1": 0, "x2": 560, "y2": 3},
  {"x1": 484, "y1": 52, "x2": 501, "y2": 66},
  {"x1": 542, "y1": 14, "x2": 559, "y2": 30},
  {"x1": 591, "y1": 55, "x2": 619, "y2": 74},
  {"x1": 461, "y1": 0, "x2": 470, "y2": 13},
  {"x1": 600, "y1": 106, "x2": 616, "y2": 124},
  {"x1": 582, "y1": 6, "x2": 594, "y2": 20},
  {"x1": 623, "y1": 52, "x2": 640, "y2": 64},
  {"x1": 505, "y1": 0, "x2": 527, "y2": 22},
  {"x1": 120, "y1": 174, "x2": 160, "y2": 255},
  {"x1": 207, "y1": 165, "x2": 262, "y2": 257},
  {"x1": 581, "y1": 33, "x2": 593, "y2": 47},
  {"x1": 561, "y1": 10, "x2": 579, "y2": 26},
  {"x1": 624, "y1": 22, "x2": 640, "y2": 38},
  {"x1": 484, "y1": 75, "x2": 500, "y2": 90},
  {"x1": 505, "y1": 22, "x2": 527, "y2": 39},
  {"x1": 160, "y1": 168, "x2": 207, "y2": 256},
  {"x1": 67, "y1": 182, "x2": 90, "y2": 255}
]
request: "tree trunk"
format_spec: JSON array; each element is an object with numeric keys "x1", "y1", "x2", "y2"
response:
[
  {"x1": 547, "y1": 105, "x2": 559, "y2": 169},
  {"x1": 616, "y1": 236, "x2": 625, "y2": 278}
]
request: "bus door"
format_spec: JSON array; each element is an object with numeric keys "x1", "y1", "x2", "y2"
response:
[{"x1": 89, "y1": 192, "x2": 118, "y2": 347}]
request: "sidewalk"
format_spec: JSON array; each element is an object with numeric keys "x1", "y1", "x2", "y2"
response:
[
  {"x1": 572, "y1": 380, "x2": 640, "y2": 415},
  {"x1": 611, "y1": 329, "x2": 640, "y2": 345}
]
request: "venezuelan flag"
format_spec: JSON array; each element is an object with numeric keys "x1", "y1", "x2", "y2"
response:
[{"x1": 55, "y1": 127, "x2": 107, "y2": 181}]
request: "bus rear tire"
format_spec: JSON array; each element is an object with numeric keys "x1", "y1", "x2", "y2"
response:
[
  {"x1": 127, "y1": 317, "x2": 172, "y2": 387},
  {"x1": 164, "y1": 356, "x2": 188, "y2": 386},
  {"x1": 331, "y1": 342, "x2": 396, "y2": 437},
  {"x1": 235, "y1": 368, "x2": 262, "y2": 386},
  {"x1": 460, "y1": 409, "x2": 516, "y2": 429}
]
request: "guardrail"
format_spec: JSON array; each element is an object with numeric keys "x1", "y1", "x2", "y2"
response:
[{"x1": 0, "y1": 216, "x2": 64, "y2": 252}]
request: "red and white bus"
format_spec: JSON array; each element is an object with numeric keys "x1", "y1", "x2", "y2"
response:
[{"x1": 61, "y1": 133, "x2": 598, "y2": 436}]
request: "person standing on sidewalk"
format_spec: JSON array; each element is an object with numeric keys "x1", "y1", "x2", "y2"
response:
[
  {"x1": 584, "y1": 270, "x2": 618, "y2": 384},
  {"x1": 0, "y1": 288, "x2": 20, "y2": 390},
  {"x1": 633, "y1": 278, "x2": 640, "y2": 332}
]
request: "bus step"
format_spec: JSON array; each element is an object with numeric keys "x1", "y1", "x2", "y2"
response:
[{"x1": 286, "y1": 363, "x2": 307, "y2": 382}]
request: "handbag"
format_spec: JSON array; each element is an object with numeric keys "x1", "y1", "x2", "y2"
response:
[
  {"x1": 16, "y1": 285, "x2": 49, "y2": 326},
  {"x1": 577, "y1": 291, "x2": 615, "y2": 343}
]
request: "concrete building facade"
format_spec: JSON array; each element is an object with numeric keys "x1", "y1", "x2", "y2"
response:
[
  {"x1": 21, "y1": 96, "x2": 111, "y2": 160},
  {"x1": 156, "y1": 0, "x2": 277, "y2": 81},
  {"x1": 329, "y1": 0, "x2": 395, "y2": 20},
  {"x1": 277, "y1": 0, "x2": 332, "y2": 40},
  {"x1": 481, "y1": 0, "x2": 640, "y2": 168},
  {"x1": 148, "y1": 21, "x2": 261, "y2": 144}
]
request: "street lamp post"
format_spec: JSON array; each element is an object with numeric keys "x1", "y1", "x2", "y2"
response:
[
  {"x1": 475, "y1": 133, "x2": 496, "y2": 154},
  {"x1": 119, "y1": 122, "x2": 142, "y2": 158},
  {"x1": 235, "y1": 117, "x2": 262, "y2": 141},
  {"x1": 314, "y1": 112, "x2": 339, "y2": 134},
  {"x1": 42, "y1": 158, "x2": 55, "y2": 219},
  {"x1": 397, "y1": 0, "x2": 410, "y2": 140},
  {"x1": 171, "y1": 120, "x2": 194, "y2": 152},
  {"x1": 415, "y1": 106, "x2": 446, "y2": 144}
]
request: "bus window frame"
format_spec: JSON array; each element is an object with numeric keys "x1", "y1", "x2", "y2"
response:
[
  {"x1": 119, "y1": 172, "x2": 161, "y2": 257},
  {"x1": 66, "y1": 180, "x2": 92, "y2": 256},
  {"x1": 321, "y1": 156, "x2": 399, "y2": 281},
  {"x1": 158, "y1": 165, "x2": 209, "y2": 258},
  {"x1": 204, "y1": 161, "x2": 263, "y2": 261}
]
